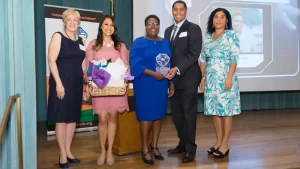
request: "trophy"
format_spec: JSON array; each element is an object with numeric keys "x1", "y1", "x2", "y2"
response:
[{"x1": 155, "y1": 53, "x2": 171, "y2": 76}]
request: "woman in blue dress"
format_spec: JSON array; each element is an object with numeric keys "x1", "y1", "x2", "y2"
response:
[
  {"x1": 130, "y1": 14, "x2": 174, "y2": 165},
  {"x1": 199, "y1": 8, "x2": 241, "y2": 158}
]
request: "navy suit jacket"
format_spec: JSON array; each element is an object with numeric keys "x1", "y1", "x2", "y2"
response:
[{"x1": 164, "y1": 20, "x2": 203, "y2": 89}]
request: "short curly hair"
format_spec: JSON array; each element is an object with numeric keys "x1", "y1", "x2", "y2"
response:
[{"x1": 144, "y1": 14, "x2": 160, "y2": 26}]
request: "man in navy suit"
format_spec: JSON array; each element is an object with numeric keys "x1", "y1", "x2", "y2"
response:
[{"x1": 165, "y1": 0, "x2": 202, "y2": 163}]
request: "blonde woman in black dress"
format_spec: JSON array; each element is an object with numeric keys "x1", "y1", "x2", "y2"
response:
[{"x1": 47, "y1": 8, "x2": 86, "y2": 168}]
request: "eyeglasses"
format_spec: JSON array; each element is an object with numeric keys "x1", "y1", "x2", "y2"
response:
[{"x1": 146, "y1": 22, "x2": 160, "y2": 27}]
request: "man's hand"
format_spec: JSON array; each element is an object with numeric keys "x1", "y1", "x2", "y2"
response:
[{"x1": 166, "y1": 67, "x2": 178, "y2": 80}]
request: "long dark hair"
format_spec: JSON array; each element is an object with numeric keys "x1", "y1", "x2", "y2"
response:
[
  {"x1": 93, "y1": 15, "x2": 122, "y2": 51},
  {"x1": 207, "y1": 8, "x2": 232, "y2": 34}
]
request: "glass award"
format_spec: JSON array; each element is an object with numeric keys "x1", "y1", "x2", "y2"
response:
[{"x1": 155, "y1": 53, "x2": 171, "y2": 76}]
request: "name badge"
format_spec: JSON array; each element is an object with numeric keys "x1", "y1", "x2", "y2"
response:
[{"x1": 79, "y1": 44, "x2": 86, "y2": 51}]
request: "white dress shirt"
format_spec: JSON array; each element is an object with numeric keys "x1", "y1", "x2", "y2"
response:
[
  {"x1": 171, "y1": 18, "x2": 186, "y2": 75},
  {"x1": 170, "y1": 18, "x2": 187, "y2": 41}
]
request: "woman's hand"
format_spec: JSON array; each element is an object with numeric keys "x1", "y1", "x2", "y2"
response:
[
  {"x1": 224, "y1": 76, "x2": 233, "y2": 90},
  {"x1": 56, "y1": 83, "x2": 65, "y2": 100},
  {"x1": 153, "y1": 72, "x2": 165, "y2": 80},
  {"x1": 84, "y1": 73, "x2": 89, "y2": 83},
  {"x1": 168, "y1": 81, "x2": 175, "y2": 97},
  {"x1": 199, "y1": 78, "x2": 205, "y2": 92},
  {"x1": 83, "y1": 86, "x2": 90, "y2": 101}
]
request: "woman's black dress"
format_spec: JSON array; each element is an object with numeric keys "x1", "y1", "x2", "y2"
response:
[{"x1": 47, "y1": 32, "x2": 85, "y2": 123}]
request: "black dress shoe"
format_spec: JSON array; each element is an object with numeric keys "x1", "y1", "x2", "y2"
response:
[
  {"x1": 150, "y1": 144, "x2": 164, "y2": 160},
  {"x1": 167, "y1": 146, "x2": 185, "y2": 154},
  {"x1": 59, "y1": 162, "x2": 69, "y2": 168},
  {"x1": 141, "y1": 151, "x2": 154, "y2": 165},
  {"x1": 182, "y1": 153, "x2": 195, "y2": 163},
  {"x1": 67, "y1": 157, "x2": 80, "y2": 163},
  {"x1": 59, "y1": 156, "x2": 69, "y2": 168},
  {"x1": 213, "y1": 149, "x2": 229, "y2": 158},
  {"x1": 207, "y1": 147, "x2": 219, "y2": 154}
]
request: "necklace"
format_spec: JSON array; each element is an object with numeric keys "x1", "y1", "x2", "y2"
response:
[
  {"x1": 65, "y1": 31, "x2": 77, "y2": 42},
  {"x1": 145, "y1": 36, "x2": 159, "y2": 44},
  {"x1": 103, "y1": 41, "x2": 114, "y2": 47}
]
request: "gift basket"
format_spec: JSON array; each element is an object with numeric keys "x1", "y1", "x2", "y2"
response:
[{"x1": 86, "y1": 58, "x2": 134, "y2": 97}]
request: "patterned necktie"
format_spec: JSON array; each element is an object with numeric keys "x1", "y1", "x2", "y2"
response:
[{"x1": 170, "y1": 25, "x2": 178, "y2": 44}]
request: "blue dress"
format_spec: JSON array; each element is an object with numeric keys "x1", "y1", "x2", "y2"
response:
[
  {"x1": 130, "y1": 37, "x2": 172, "y2": 121},
  {"x1": 200, "y1": 30, "x2": 241, "y2": 116}
]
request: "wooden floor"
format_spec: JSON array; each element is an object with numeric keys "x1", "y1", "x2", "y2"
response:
[{"x1": 38, "y1": 109, "x2": 300, "y2": 169}]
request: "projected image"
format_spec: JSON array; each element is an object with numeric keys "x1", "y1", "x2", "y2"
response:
[
  {"x1": 228, "y1": 8, "x2": 263, "y2": 54},
  {"x1": 198, "y1": 2, "x2": 274, "y2": 73},
  {"x1": 213, "y1": 7, "x2": 265, "y2": 69}
]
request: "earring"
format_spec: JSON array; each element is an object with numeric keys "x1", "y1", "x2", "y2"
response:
[{"x1": 212, "y1": 25, "x2": 214, "y2": 28}]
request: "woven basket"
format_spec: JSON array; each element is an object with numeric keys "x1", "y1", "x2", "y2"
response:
[{"x1": 88, "y1": 82, "x2": 127, "y2": 97}]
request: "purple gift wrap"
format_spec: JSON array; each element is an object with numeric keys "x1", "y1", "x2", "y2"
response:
[
  {"x1": 91, "y1": 65, "x2": 111, "y2": 89},
  {"x1": 124, "y1": 74, "x2": 134, "y2": 80}
]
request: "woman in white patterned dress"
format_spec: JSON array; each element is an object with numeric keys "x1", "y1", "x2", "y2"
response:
[{"x1": 199, "y1": 8, "x2": 241, "y2": 158}]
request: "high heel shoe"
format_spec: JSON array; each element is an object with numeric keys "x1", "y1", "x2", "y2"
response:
[
  {"x1": 213, "y1": 149, "x2": 230, "y2": 158},
  {"x1": 97, "y1": 159, "x2": 105, "y2": 166},
  {"x1": 150, "y1": 144, "x2": 164, "y2": 160},
  {"x1": 59, "y1": 156, "x2": 69, "y2": 168},
  {"x1": 207, "y1": 147, "x2": 219, "y2": 154},
  {"x1": 106, "y1": 153, "x2": 115, "y2": 166},
  {"x1": 67, "y1": 157, "x2": 80, "y2": 163},
  {"x1": 141, "y1": 150, "x2": 154, "y2": 165},
  {"x1": 96, "y1": 154, "x2": 105, "y2": 166}
]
